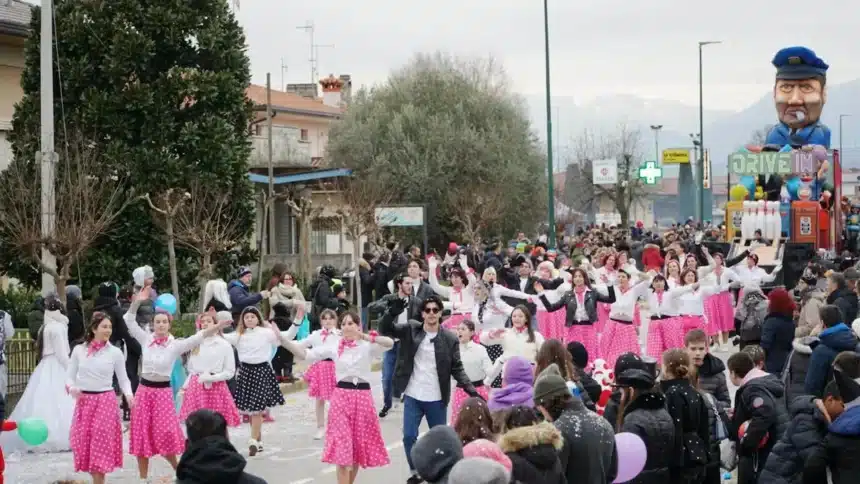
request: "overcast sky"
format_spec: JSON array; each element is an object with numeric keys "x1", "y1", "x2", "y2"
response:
[{"x1": 233, "y1": 0, "x2": 858, "y2": 111}]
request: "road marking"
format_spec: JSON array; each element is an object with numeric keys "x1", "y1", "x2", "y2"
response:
[{"x1": 287, "y1": 479, "x2": 315, "y2": 484}]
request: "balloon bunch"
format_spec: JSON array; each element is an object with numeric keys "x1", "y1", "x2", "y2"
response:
[
  {"x1": 729, "y1": 144, "x2": 830, "y2": 202},
  {"x1": 590, "y1": 359, "x2": 615, "y2": 416}
]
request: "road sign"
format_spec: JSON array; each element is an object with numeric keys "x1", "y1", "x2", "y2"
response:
[
  {"x1": 639, "y1": 161, "x2": 663, "y2": 185},
  {"x1": 592, "y1": 159, "x2": 618, "y2": 185},
  {"x1": 662, "y1": 148, "x2": 691, "y2": 164}
]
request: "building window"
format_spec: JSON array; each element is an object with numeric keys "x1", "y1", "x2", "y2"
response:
[
  {"x1": 300, "y1": 128, "x2": 309, "y2": 141},
  {"x1": 311, "y1": 217, "x2": 342, "y2": 254}
]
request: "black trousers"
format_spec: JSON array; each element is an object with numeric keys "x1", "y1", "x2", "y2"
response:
[{"x1": 272, "y1": 347, "x2": 294, "y2": 376}]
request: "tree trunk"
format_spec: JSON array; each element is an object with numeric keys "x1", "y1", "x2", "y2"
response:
[
  {"x1": 198, "y1": 252, "x2": 213, "y2": 312},
  {"x1": 256, "y1": 201, "x2": 269, "y2": 292},
  {"x1": 299, "y1": 207, "x2": 313, "y2": 283},
  {"x1": 352, "y1": 226, "x2": 363, "y2": 311},
  {"x1": 55, "y1": 263, "x2": 70, "y2": 307},
  {"x1": 165, "y1": 218, "x2": 181, "y2": 315}
]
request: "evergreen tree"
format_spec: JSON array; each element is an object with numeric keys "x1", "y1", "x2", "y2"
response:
[{"x1": 2, "y1": 0, "x2": 255, "y2": 304}]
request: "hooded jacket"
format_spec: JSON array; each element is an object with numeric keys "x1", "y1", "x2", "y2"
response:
[
  {"x1": 552, "y1": 397, "x2": 616, "y2": 484},
  {"x1": 804, "y1": 323, "x2": 858, "y2": 397},
  {"x1": 827, "y1": 287, "x2": 859, "y2": 325},
  {"x1": 794, "y1": 287, "x2": 825, "y2": 338},
  {"x1": 176, "y1": 436, "x2": 267, "y2": 484},
  {"x1": 488, "y1": 357, "x2": 535, "y2": 412},
  {"x1": 660, "y1": 378, "x2": 710, "y2": 484},
  {"x1": 759, "y1": 396, "x2": 830, "y2": 484},
  {"x1": 619, "y1": 391, "x2": 675, "y2": 484},
  {"x1": 498, "y1": 422, "x2": 566, "y2": 484},
  {"x1": 784, "y1": 336, "x2": 816, "y2": 402},
  {"x1": 696, "y1": 352, "x2": 731, "y2": 410},
  {"x1": 731, "y1": 371, "x2": 790, "y2": 484},
  {"x1": 761, "y1": 312, "x2": 796, "y2": 374},
  {"x1": 228, "y1": 279, "x2": 263, "y2": 320},
  {"x1": 803, "y1": 405, "x2": 860, "y2": 484}
]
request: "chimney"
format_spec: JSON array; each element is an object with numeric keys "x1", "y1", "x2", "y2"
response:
[
  {"x1": 319, "y1": 74, "x2": 343, "y2": 108},
  {"x1": 286, "y1": 83, "x2": 317, "y2": 99},
  {"x1": 338, "y1": 74, "x2": 352, "y2": 105}
]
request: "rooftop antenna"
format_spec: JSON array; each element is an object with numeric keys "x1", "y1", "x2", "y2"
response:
[
  {"x1": 313, "y1": 44, "x2": 335, "y2": 83},
  {"x1": 296, "y1": 22, "x2": 315, "y2": 83},
  {"x1": 280, "y1": 58, "x2": 288, "y2": 91}
]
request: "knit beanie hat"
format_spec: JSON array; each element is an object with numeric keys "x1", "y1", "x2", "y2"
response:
[
  {"x1": 503, "y1": 356, "x2": 534, "y2": 386},
  {"x1": 216, "y1": 311, "x2": 234, "y2": 323},
  {"x1": 533, "y1": 363, "x2": 570, "y2": 403},
  {"x1": 98, "y1": 282, "x2": 118, "y2": 298},
  {"x1": 411, "y1": 425, "x2": 464, "y2": 483},
  {"x1": 448, "y1": 458, "x2": 510, "y2": 484},
  {"x1": 462, "y1": 440, "x2": 512, "y2": 472},
  {"x1": 566, "y1": 341, "x2": 588, "y2": 369}
]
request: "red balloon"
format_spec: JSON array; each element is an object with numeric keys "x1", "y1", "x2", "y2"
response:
[{"x1": 738, "y1": 420, "x2": 769, "y2": 448}]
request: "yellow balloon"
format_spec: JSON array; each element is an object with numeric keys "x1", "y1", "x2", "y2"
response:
[
  {"x1": 729, "y1": 184, "x2": 748, "y2": 201},
  {"x1": 754, "y1": 186, "x2": 765, "y2": 200}
]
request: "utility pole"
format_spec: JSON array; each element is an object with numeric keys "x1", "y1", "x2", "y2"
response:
[
  {"x1": 39, "y1": 0, "x2": 58, "y2": 296},
  {"x1": 266, "y1": 73, "x2": 275, "y2": 253},
  {"x1": 650, "y1": 125, "x2": 663, "y2": 162},
  {"x1": 280, "y1": 59, "x2": 287, "y2": 90},
  {"x1": 296, "y1": 22, "x2": 315, "y2": 83},
  {"x1": 697, "y1": 41, "x2": 721, "y2": 222},
  {"x1": 543, "y1": 0, "x2": 555, "y2": 248}
]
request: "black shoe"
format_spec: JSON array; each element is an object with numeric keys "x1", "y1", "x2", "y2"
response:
[
  {"x1": 406, "y1": 474, "x2": 423, "y2": 484},
  {"x1": 378, "y1": 406, "x2": 390, "y2": 418}
]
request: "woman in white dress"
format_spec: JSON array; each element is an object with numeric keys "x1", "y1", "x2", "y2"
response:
[{"x1": 1, "y1": 296, "x2": 75, "y2": 454}]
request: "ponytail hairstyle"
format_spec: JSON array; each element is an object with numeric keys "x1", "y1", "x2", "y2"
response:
[{"x1": 662, "y1": 348, "x2": 693, "y2": 382}]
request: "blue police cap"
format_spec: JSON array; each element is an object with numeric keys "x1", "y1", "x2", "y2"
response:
[{"x1": 772, "y1": 46, "x2": 828, "y2": 80}]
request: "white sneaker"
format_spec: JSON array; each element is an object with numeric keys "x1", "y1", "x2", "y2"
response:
[
  {"x1": 248, "y1": 439, "x2": 260, "y2": 457},
  {"x1": 314, "y1": 428, "x2": 325, "y2": 440}
]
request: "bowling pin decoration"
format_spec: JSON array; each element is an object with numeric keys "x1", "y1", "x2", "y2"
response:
[
  {"x1": 773, "y1": 201, "x2": 783, "y2": 239},
  {"x1": 741, "y1": 201, "x2": 750, "y2": 238},
  {"x1": 765, "y1": 202, "x2": 777, "y2": 240},
  {"x1": 756, "y1": 200, "x2": 767, "y2": 235}
]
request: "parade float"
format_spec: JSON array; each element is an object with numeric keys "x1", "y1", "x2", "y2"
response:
[{"x1": 724, "y1": 46, "x2": 842, "y2": 285}]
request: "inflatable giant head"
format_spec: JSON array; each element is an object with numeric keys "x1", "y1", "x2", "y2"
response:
[{"x1": 772, "y1": 46, "x2": 828, "y2": 130}]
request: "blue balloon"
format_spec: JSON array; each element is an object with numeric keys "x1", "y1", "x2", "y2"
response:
[
  {"x1": 780, "y1": 144, "x2": 792, "y2": 152},
  {"x1": 738, "y1": 146, "x2": 750, "y2": 153},
  {"x1": 785, "y1": 177, "x2": 802, "y2": 200},
  {"x1": 740, "y1": 176, "x2": 757, "y2": 196},
  {"x1": 155, "y1": 293, "x2": 177, "y2": 314}
]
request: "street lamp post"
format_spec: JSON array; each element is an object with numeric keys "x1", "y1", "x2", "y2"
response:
[
  {"x1": 650, "y1": 125, "x2": 663, "y2": 163},
  {"x1": 840, "y1": 114, "x2": 851, "y2": 167},
  {"x1": 697, "y1": 41, "x2": 721, "y2": 222},
  {"x1": 543, "y1": 0, "x2": 556, "y2": 248}
]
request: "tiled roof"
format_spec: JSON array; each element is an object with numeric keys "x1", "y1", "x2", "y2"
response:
[
  {"x1": 0, "y1": 0, "x2": 32, "y2": 28},
  {"x1": 246, "y1": 84, "x2": 343, "y2": 117}
]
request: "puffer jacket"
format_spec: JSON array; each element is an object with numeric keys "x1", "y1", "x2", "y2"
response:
[
  {"x1": 619, "y1": 392, "x2": 675, "y2": 484},
  {"x1": 731, "y1": 371, "x2": 791, "y2": 484},
  {"x1": 794, "y1": 287, "x2": 825, "y2": 338},
  {"x1": 783, "y1": 337, "x2": 816, "y2": 402},
  {"x1": 498, "y1": 422, "x2": 566, "y2": 484},
  {"x1": 759, "y1": 396, "x2": 830, "y2": 484},
  {"x1": 697, "y1": 353, "x2": 731, "y2": 410},
  {"x1": 661, "y1": 378, "x2": 710, "y2": 484},
  {"x1": 803, "y1": 405, "x2": 860, "y2": 484}
]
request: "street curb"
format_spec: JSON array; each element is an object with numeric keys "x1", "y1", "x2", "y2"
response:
[{"x1": 279, "y1": 360, "x2": 383, "y2": 395}]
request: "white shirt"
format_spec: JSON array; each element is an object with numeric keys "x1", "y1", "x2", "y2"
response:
[
  {"x1": 700, "y1": 266, "x2": 740, "y2": 288},
  {"x1": 473, "y1": 284, "x2": 532, "y2": 330},
  {"x1": 41, "y1": 310, "x2": 71, "y2": 368},
  {"x1": 608, "y1": 282, "x2": 648, "y2": 321},
  {"x1": 125, "y1": 313, "x2": 206, "y2": 381},
  {"x1": 224, "y1": 326, "x2": 279, "y2": 364},
  {"x1": 66, "y1": 343, "x2": 132, "y2": 395},
  {"x1": 429, "y1": 265, "x2": 477, "y2": 314},
  {"x1": 305, "y1": 339, "x2": 388, "y2": 384},
  {"x1": 458, "y1": 342, "x2": 493, "y2": 382},
  {"x1": 645, "y1": 290, "x2": 680, "y2": 317},
  {"x1": 480, "y1": 328, "x2": 545, "y2": 364},
  {"x1": 186, "y1": 335, "x2": 236, "y2": 383},
  {"x1": 733, "y1": 265, "x2": 777, "y2": 287},
  {"x1": 301, "y1": 328, "x2": 341, "y2": 351},
  {"x1": 595, "y1": 266, "x2": 618, "y2": 285},
  {"x1": 675, "y1": 284, "x2": 728, "y2": 315},
  {"x1": 404, "y1": 331, "x2": 443, "y2": 402}
]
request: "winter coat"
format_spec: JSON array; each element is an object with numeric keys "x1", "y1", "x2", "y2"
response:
[
  {"x1": 759, "y1": 396, "x2": 830, "y2": 484},
  {"x1": 827, "y1": 287, "x2": 859, "y2": 325},
  {"x1": 601, "y1": 389, "x2": 622, "y2": 428},
  {"x1": 701, "y1": 392, "x2": 725, "y2": 476},
  {"x1": 731, "y1": 371, "x2": 790, "y2": 484},
  {"x1": 228, "y1": 279, "x2": 263, "y2": 320},
  {"x1": 761, "y1": 313, "x2": 796, "y2": 374},
  {"x1": 358, "y1": 258, "x2": 374, "y2": 308},
  {"x1": 552, "y1": 398, "x2": 616, "y2": 484},
  {"x1": 176, "y1": 436, "x2": 267, "y2": 484},
  {"x1": 92, "y1": 295, "x2": 141, "y2": 358},
  {"x1": 794, "y1": 288, "x2": 825, "y2": 338},
  {"x1": 783, "y1": 337, "x2": 816, "y2": 403},
  {"x1": 803, "y1": 405, "x2": 860, "y2": 484},
  {"x1": 619, "y1": 392, "x2": 675, "y2": 484},
  {"x1": 26, "y1": 297, "x2": 44, "y2": 341},
  {"x1": 696, "y1": 353, "x2": 731, "y2": 410},
  {"x1": 498, "y1": 422, "x2": 566, "y2": 484},
  {"x1": 66, "y1": 295, "x2": 85, "y2": 347},
  {"x1": 577, "y1": 368, "x2": 602, "y2": 406},
  {"x1": 268, "y1": 284, "x2": 305, "y2": 320},
  {"x1": 803, "y1": 323, "x2": 858, "y2": 397},
  {"x1": 660, "y1": 378, "x2": 710, "y2": 484},
  {"x1": 736, "y1": 291, "x2": 769, "y2": 346}
]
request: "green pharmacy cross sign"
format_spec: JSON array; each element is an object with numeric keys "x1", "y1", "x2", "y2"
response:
[{"x1": 638, "y1": 161, "x2": 662, "y2": 184}]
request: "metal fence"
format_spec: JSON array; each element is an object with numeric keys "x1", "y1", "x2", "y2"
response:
[{"x1": 5, "y1": 336, "x2": 38, "y2": 412}]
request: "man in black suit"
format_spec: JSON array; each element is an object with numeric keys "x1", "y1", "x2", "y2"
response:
[
  {"x1": 379, "y1": 294, "x2": 478, "y2": 484},
  {"x1": 503, "y1": 256, "x2": 538, "y2": 316}
]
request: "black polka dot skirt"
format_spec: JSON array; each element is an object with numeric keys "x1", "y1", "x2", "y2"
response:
[
  {"x1": 234, "y1": 362, "x2": 285, "y2": 415},
  {"x1": 485, "y1": 344, "x2": 504, "y2": 388}
]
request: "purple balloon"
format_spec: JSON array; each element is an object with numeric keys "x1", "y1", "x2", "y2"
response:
[{"x1": 613, "y1": 432, "x2": 647, "y2": 483}]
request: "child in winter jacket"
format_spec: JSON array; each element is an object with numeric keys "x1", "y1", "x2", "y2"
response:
[
  {"x1": 760, "y1": 382, "x2": 842, "y2": 484},
  {"x1": 803, "y1": 367, "x2": 860, "y2": 484}
]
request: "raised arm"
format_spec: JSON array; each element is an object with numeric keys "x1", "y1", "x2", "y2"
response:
[
  {"x1": 539, "y1": 291, "x2": 569, "y2": 313},
  {"x1": 427, "y1": 259, "x2": 452, "y2": 299},
  {"x1": 761, "y1": 264, "x2": 782, "y2": 284},
  {"x1": 495, "y1": 284, "x2": 531, "y2": 301},
  {"x1": 123, "y1": 299, "x2": 150, "y2": 347}
]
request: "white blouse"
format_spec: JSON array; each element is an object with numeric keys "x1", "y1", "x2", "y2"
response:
[
  {"x1": 305, "y1": 339, "x2": 389, "y2": 383},
  {"x1": 608, "y1": 282, "x2": 649, "y2": 321},
  {"x1": 41, "y1": 310, "x2": 71, "y2": 368},
  {"x1": 458, "y1": 342, "x2": 493, "y2": 382},
  {"x1": 224, "y1": 326, "x2": 280, "y2": 365},
  {"x1": 733, "y1": 265, "x2": 778, "y2": 287},
  {"x1": 301, "y1": 328, "x2": 342, "y2": 352},
  {"x1": 186, "y1": 335, "x2": 236, "y2": 383},
  {"x1": 536, "y1": 281, "x2": 571, "y2": 312},
  {"x1": 429, "y1": 263, "x2": 477, "y2": 314},
  {"x1": 125, "y1": 313, "x2": 206, "y2": 380},
  {"x1": 700, "y1": 266, "x2": 740, "y2": 288},
  {"x1": 594, "y1": 266, "x2": 619, "y2": 285},
  {"x1": 473, "y1": 284, "x2": 532, "y2": 330},
  {"x1": 480, "y1": 328, "x2": 545, "y2": 363},
  {"x1": 66, "y1": 343, "x2": 132, "y2": 395},
  {"x1": 644, "y1": 290, "x2": 680, "y2": 317},
  {"x1": 674, "y1": 284, "x2": 729, "y2": 316}
]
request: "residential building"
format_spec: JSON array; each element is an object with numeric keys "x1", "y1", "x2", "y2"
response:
[{"x1": 0, "y1": 0, "x2": 29, "y2": 172}]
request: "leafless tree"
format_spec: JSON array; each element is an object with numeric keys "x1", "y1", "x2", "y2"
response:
[
  {"x1": 566, "y1": 124, "x2": 650, "y2": 229},
  {"x1": 331, "y1": 174, "x2": 392, "y2": 309},
  {"x1": 0, "y1": 135, "x2": 132, "y2": 303},
  {"x1": 749, "y1": 124, "x2": 775, "y2": 145},
  {"x1": 447, "y1": 186, "x2": 506, "y2": 246},
  {"x1": 285, "y1": 185, "x2": 322, "y2": 283},
  {"x1": 168, "y1": 182, "x2": 246, "y2": 310},
  {"x1": 144, "y1": 189, "x2": 191, "y2": 314}
]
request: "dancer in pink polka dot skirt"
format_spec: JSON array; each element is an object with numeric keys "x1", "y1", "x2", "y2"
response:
[
  {"x1": 597, "y1": 269, "x2": 651, "y2": 369},
  {"x1": 663, "y1": 270, "x2": 729, "y2": 351},
  {"x1": 451, "y1": 320, "x2": 492, "y2": 424},
  {"x1": 180, "y1": 311, "x2": 241, "y2": 427},
  {"x1": 124, "y1": 291, "x2": 230, "y2": 480},
  {"x1": 298, "y1": 308, "x2": 341, "y2": 440},
  {"x1": 280, "y1": 311, "x2": 392, "y2": 484},
  {"x1": 427, "y1": 255, "x2": 477, "y2": 331},
  {"x1": 66, "y1": 312, "x2": 136, "y2": 484}
]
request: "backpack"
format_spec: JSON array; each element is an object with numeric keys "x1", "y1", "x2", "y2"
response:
[{"x1": 738, "y1": 293, "x2": 767, "y2": 342}]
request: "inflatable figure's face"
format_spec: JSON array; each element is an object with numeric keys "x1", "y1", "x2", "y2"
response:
[{"x1": 775, "y1": 78, "x2": 826, "y2": 129}]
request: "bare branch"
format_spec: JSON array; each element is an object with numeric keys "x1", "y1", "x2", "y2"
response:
[
  {"x1": 446, "y1": 186, "x2": 507, "y2": 246},
  {"x1": 172, "y1": 182, "x2": 246, "y2": 261},
  {"x1": 332, "y1": 174, "x2": 393, "y2": 243}
]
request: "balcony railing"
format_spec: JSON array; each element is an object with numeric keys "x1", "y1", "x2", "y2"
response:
[{"x1": 249, "y1": 126, "x2": 312, "y2": 168}]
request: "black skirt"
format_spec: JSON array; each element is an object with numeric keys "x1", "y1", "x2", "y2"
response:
[
  {"x1": 485, "y1": 344, "x2": 504, "y2": 388},
  {"x1": 234, "y1": 362, "x2": 285, "y2": 414}
]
